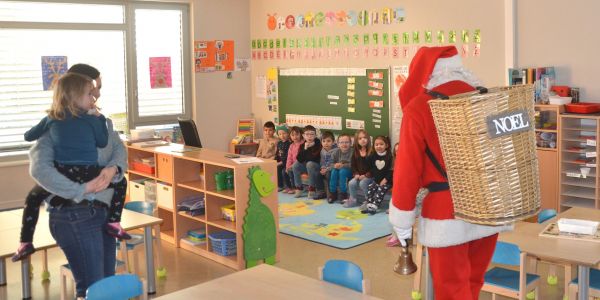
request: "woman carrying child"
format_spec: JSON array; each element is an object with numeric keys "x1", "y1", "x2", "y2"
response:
[
  {"x1": 14, "y1": 64, "x2": 128, "y2": 298},
  {"x1": 345, "y1": 129, "x2": 372, "y2": 207},
  {"x1": 360, "y1": 135, "x2": 393, "y2": 215},
  {"x1": 328, "y1": 133, "x2": 353, "y2": 204}
]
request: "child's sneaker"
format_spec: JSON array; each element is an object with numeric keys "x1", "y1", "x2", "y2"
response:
[
  {"x1": 312, "y1": 191, "x2": 326, "y2": 200},
  {"x1": 386, "y1": 234, "x2": 401, "y2": 247},
  {"x1": 278, "y1": 187, "x2": 284, "y2": 192},
  {"x1": 105, "y1": 223, "x2": 132, "y2": 240},
  {"x1": 11, "y1": 243, "x2": 35, "y2": 262},
  {"x1": 359, "y1": 202, "x2": 369, "y2": 213},
  {"x1": 366, "y1": 203, "x2": 378, "y2": 215},
  {"x1": 307, "y1": 186, "x2": 316, "y2": 198},
  {"x1": 287, "y1": 189, "x2": 296, "y2": 194},
  {"x1": 339, "y1": 192, "x2": 348, "y2": 202},
  {"x1": 293, "y1": 189, "x2": 303, "y2": 198},
  {"x1": 327, "y1": 192, "x2": 338, "y2": 204},
  {"x1": 343, "y1": 197, "x2": 357, "y2": 208}
]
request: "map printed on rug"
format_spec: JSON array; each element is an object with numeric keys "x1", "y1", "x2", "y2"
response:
[{"x1": 278, "y1": 193, "x2": 390, "y2": 249}]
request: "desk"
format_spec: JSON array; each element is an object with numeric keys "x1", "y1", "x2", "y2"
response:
[
  {"x1": 154, "y1": 264, "x2": 381, "y2": 300},
  {"x1": 500, "y1": 207, "x2": 600, "y2": 300},
  {"x1": 0, "y1": 209, "x2": 162, "y2": 299}
]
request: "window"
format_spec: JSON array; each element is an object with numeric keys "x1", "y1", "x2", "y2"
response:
[{"x1": 0, "y1": 1, "x2": 191, "y2": 156}]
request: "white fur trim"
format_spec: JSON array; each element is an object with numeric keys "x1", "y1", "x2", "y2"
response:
[
  {"x1": 432, "y1": 54, "x2": 462, "y2": 74},
  {"x1": 388, "y1": 202, "x2": 416, "y2": 229},
  {"x1": 417, "y1": 217, "x2": 513, "y2": 248}
]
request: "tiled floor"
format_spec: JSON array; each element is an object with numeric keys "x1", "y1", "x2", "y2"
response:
[{"x1": 1, "y1": 229, "x2": 567, "y2": 299}]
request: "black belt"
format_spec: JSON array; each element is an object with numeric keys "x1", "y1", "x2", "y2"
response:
[
  {"x1": 49, "y1": 198, "x2": 108, "y2": 209},
  {"x1": 426, "y1": 181, "x2": 450, "y2": 192}
]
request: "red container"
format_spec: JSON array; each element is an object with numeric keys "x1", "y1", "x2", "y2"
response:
[
  {"x1": 131, "y1": 161, "x2": 155, "y2": 175},
  {"x1": 564, "y1": 103, "x2": 600, "y2": 114},
  {"x1": 551, "y1": 86, "x2": 571, "y2": 97}
]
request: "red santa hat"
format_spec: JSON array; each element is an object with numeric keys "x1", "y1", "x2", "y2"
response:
[{"x1": 398, "y1": 46, "x2": 460, "y2": 109}]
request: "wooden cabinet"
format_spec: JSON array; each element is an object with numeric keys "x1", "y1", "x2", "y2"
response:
[
  {"x1": 126, "y1": 144, "x2": 279, "y2": 270},
  {"x1": 535, "y1": 104, "x2": 563, "y2": 210},
  {"x1": 559, "y1": 114, "x2": 600, "y2": 211}
]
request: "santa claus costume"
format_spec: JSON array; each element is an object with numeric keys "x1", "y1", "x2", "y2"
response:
[{"x1": 389, "y1": 46, "x2": 512, "y2": 300}]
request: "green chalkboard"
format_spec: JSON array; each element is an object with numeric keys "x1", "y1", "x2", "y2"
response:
[{"x1": 278, "y1": 68, "x2": 389, "y2": 138}]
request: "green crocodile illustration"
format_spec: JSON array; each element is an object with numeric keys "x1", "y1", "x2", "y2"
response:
[{"x1": 242, "y1": 166, "x2": 277, "y2": 268}]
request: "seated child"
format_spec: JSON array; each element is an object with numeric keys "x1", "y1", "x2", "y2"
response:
[
  {"x1": 275, "y1": 124, "x2": 292, "y2": 192},
  {"x1": 292, "y1": 125, "x2": 325, "y2": 199},
  {"x1": 360, "y1": 136, "x2": 393, "y2": 215},
  {"x1": 13, "y1": 73, "x2": 129, "y2": 262},
  {"x1": 255, "y1": 121, "x2": 278, "y2": 160},
  {"x1": 285, "y1": 126, "x2": 303, "y2": 194},
  {"x1": 328, "y1": 133, "x2": 353, "y2": 204},
  {"x1": 319, "y1": 131, "x2": 337, "y2": 196},
  {"x1": 346, "y1": 129, "x2": 372, "y2": 207}
]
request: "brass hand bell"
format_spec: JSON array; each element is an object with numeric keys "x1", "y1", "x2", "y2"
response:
[{"x1": 393, "y1": 239, "x2": 417, "y2": 275}]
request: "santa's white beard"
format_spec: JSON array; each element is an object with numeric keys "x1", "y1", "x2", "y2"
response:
[{"x1": 425, "y1": 67, "x2": 482, "y2": 90}]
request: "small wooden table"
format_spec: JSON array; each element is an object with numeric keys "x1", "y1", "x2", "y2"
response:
[
  {"x1": 153, "y1": 264, "x2": 381, "y2": 300},
  {"x1": 500, "y1": 207, "x2": 600, "y2": 300},
  {"x1": 0, "y1": 208, "x2": 162, "y2": 299}
]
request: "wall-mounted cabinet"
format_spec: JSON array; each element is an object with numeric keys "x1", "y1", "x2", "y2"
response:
[{"x1": 126, "y1": 144, "x2": 278, "y2": 270}]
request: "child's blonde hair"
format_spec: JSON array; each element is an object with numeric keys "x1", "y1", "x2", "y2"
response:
[{"x1": 48, "y1": 72, "x2": 93, "y2": 120}]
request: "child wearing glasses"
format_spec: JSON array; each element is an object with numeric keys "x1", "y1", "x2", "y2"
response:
[
  {"x1": 292, "y1": 125, "x2": 325, "y2": 199},
  {"x1": 328, "y1": 133, "x2": 353, "y2": 203}
]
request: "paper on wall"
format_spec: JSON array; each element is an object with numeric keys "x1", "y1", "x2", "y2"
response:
[
  {"x1": 346, "y1": 119, "x2": 365, "y2": 130},
  {"x1": 255, "y1": 75, "x2": 267, "y2": 98}
]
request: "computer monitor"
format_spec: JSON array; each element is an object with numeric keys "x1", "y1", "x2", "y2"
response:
[{"x1": 178, "y1": 118, "x2": 202, "y2": 148}]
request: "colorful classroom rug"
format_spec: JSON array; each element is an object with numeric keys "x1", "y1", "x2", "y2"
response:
[{"x1": 278, "y1": 191, "x2": 391, "y2": 249}]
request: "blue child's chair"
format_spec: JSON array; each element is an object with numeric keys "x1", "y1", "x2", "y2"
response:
[
  {"x1": 568, "y1": 267, "x2": 600, "y2": 299},
  {"x1": 482, "y1": 241, "x2": 540, "y2": 299},
  {"x1": 86, "y1": 274, "x2": 146, "y2": 300},
  {"x1": 118, "y1": 201, "x2": 166, "y2": 278},
  {"x1": 537, "y1": 209, "x2": 557, "y2": 223},
  {"x1": 318, "y1": 259, "x2": 370, "y2": 294}
]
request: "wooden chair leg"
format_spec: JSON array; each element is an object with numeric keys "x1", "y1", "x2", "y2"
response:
[{"x1": 564, "y1": 264, "x2": 575, "y2": 299}]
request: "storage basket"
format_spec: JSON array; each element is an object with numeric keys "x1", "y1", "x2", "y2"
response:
[
  {"x1": 428, "y1": 84, "x2": 540, "y2": 225},
  {"x1": 208, "y1": 231, "x2": 237, "y2": 256},
  {"x1": 220, "y1": 204, "x2": 236, "y2": 222}
]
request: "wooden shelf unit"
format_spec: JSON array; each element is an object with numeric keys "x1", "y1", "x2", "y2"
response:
[
  {"x1": 559, "y1": 114, "x2": 600, "y2": 211},
  {"x1": 126, "y1": 144, "x2": 279, "y2": 270},
  {"x1": 534, "y1": 104, "x2": 563, "y2": 210}
]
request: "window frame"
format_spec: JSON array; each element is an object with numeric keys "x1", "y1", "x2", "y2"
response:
[{"x1": 0, "y1": 0, "x2": 192, "y2": 160}]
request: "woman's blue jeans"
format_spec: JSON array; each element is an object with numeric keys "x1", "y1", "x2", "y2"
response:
[
  {"x1": 329, "y1": 167, "x2": 352, "y2": 193},
  {"x1": 48, "y1": 205, "x2": 116, "y2": 297},
  {"x1": 292, "y1": 161, "x2": 323, "y2": 190},
  {"x1": 348, "y1": 177, "x2": 374, "y2": 201}
]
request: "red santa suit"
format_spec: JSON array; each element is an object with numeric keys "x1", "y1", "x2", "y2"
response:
[{"x1": 390, "y1": 46, "x2": 512, "y2": 300}]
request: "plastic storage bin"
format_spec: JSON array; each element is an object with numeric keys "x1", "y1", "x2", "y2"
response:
[
  {"x1": 208, "y1": 231, "x2": 237, "y2": 256},
  {"x1": 565, "y1": 103, "x2": 600, "y2": 114},
  {"x1": 156, "y1": 182, "x2": 173, "y2": 210}
]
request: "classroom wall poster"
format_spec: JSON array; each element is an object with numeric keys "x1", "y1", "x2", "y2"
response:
[
  {"x1": 286, "y1": 114, "x2": 342, "y2": 130},
  {"x1": 194, "y1": 40, "x2": 215, "y2": 72},
  {"x1": 266, "y1": 68, "x2": 278, "y2": 112},
  {"x1": 390, "y1": 65, "x2": 409, "y2": 146},
  {"x1": 194, "y1": 40, "x2": 235, "y2": 72},
  {"x1": 149, "y1": 57, "x2": 172, "y2": 89},
  {"x1": 41, "y1": 56, "x2": 68, "y2": 91}
]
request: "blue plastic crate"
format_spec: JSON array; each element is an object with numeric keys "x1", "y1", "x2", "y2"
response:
[{"x1": 208, "y1": 231, "x2": 237, "y2": 256}]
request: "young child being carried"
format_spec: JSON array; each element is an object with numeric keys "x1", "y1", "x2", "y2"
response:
[
  {"x1": 346, "y1": 129, "x2": 372, "y2": 207},
  {"x1": 255, "y1": 121, "x2": 278, "y2": 160},
  {"x1": 360, "y1": 136, "x2": 394, "y2": 215},
  {"x1": 13, "y1": 72, "x2": 129, "y2": 262},
  {"x1": 275, "y1": 124, "x2": 292, "y2": 192},
  {"x1": 319, "y1": 131, "x2": 337, "y2": 197},
  {"x1": 328, "y1": 133, "x2": 353, "y2": 204},
  {"x1": 285, "y1": 126, "x2": 304, "y2": 194}
]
